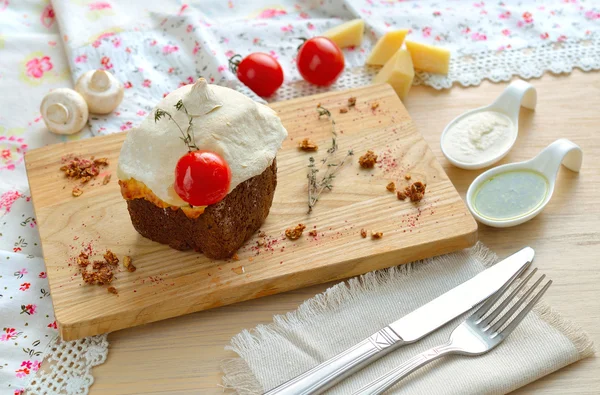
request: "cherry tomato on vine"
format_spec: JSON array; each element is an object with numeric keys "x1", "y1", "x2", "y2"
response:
[
  {"x1": 229, "y1": 53, "x2": 284, "y2": 97},
  {"x1": 174, "y1": 150, "x2": 231, "y2": 207},
  {"x1": 297, "y1": 37, "x2": 345, "y2": 87}
]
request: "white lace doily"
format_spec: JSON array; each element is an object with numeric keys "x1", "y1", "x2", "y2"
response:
[{"x1": 25, "y1": 335, "x2": 109, "y2": 395}]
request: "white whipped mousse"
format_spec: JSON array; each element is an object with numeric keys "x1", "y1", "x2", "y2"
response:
[{"x1": 117, "y1": 78, "x2": 288, "y2": 207}]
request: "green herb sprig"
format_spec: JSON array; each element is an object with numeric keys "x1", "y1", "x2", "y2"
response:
[
  {"x1": 154, "y1": 99, "x2": 198, "y2": 151},
  {"x1": 307, "y1": 105, "x2": 354, "y2": 213}
]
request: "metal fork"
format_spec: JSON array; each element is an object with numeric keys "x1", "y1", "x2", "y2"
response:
[{"x1": 353, "y1": 268, "x2": 551, "y2": 395}]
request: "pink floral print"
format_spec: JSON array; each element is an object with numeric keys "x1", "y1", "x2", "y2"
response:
[
  {"x1": 89, "y1": 1, "x2": 111, "y2": 11},
  {"x1": 20, "y1": 304, "x2": 37, "y2": 315},
  {"x1": 25, "y1": 56, "x2": 53, "y2": 79},
  {"x1": 19, "y1": 283, "x2": 31, "y2": 291},
  {"x1": 258, "y1": 9, "x2": 287, "y2": 19},
  {"x1": 0, "y1": 190, "x2": 22, "y2": 214},
  {"x1": 1, "y1": 328, "x2": 21, "y2": 342},
  {"x1": 100, "y1": 56, "x2": 113, "y2": 70},
  {"x1": 163, "y1": 45, "x2": 179, "y2": 54},
  {"x1": 75, "y1": 54, "x2": 87, "y2": 63},
  {"x1": 40, "y1": 4, "x2": 55, "y2": 28}
]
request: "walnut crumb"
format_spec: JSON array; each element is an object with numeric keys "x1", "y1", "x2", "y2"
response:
[
  {"x1": 107, "y1": 286, "x2": 118, "y2": 295},
  {"x1": 339, "y1": 108, "x2": 348, "y2": 114},
  {"x1": 72, "y1": 187, "x2": 83, "y2": 197},
  {"x1": 94, "y1": 158, "x2": 109, "y2": 166},
  {"x1": 371, "y1": 231, "x2": 383, "y2": 239},
  {"x1": 92, "y1": 260, "x2": 106, "y2": 270},
  {"x1": 386, "y1": 182, "x2": 396, "y2": 192},
  {"x1": 359, "y1": 150, "x2": 378, "y2": 168},
  {"x1": 102, "y1": 174, "x2": 112, "y2": 185},
  {"x1": 404, "y1": 174, "x2": 411, "y2": 180},
  {"x1": 258, "y1": 231, "x2": 267, "y2": 238},
  {"x1": 308, "y1": 229, "x2": 318, "y2": 237},
  {"x1": 82, "y1": 265, "x2": 114, "y2": 285},
  {"x1": 285, "y1": 223, "x2": 306, "y2": 240},
  {"x1": 397, "y1": 191, "x2": 407, "y2": 200},
  {"x1": 232, "y1": 253, "x2": 239, "y2": 261},
  {"x1": 371, "y1": 102, "x2": 380, "y2": 110},
  {"x1": 257, "y1": 238, "x2": 265, "y2": 246},
  {"x1": 299, "y1": 138, "x2": 318, "y2": 152},
  {"x1": 360, "y1": 229, "x2": 367, "y2": 238},
  {"x1": 123, "y1": 255, "x2": 136, "y2": 272},
  {"x1": 404, "y1": 181, "x2": 426, "y2": 202},
  {"x1": 77, "y1": 252, "x2": 89, "y2": 268},
  {"x1": 103, "y1": 250, "x2": 119, "y2": 265},
  {"x1": 348, "y1": 97, "x2": 356, "y2": 107}
]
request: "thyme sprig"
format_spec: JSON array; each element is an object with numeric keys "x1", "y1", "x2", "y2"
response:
[
  {"x1": 154, "y1": 99, "x2": 198, "y2": 151},
  {"x1": 307, "y1": 105, "x2": 354, "y2": 213}
]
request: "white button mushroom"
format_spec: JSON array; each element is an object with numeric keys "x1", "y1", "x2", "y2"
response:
[
  {"x1": 75, "y1": 69, "x2": 124, "y2": 114},
  {"x1": 40, "y1": 88, "x2": 89, "y2": 135}
]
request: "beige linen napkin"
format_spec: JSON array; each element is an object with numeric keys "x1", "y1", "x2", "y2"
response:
[{"x1": 221, "y1": 243, "x2": 594, "y2": 394}]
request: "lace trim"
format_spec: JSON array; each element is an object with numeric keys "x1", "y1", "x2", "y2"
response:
[
  {"x1": 25, "y1": 335, "x2": 109, "y2": 395},
  {"x1": 273, "y1": 38, "x2": 600, "y2": 101}
]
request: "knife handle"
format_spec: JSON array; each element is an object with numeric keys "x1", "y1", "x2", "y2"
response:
[{"x1": 264, "y1": 327, "x2": 405, "y2": 395}]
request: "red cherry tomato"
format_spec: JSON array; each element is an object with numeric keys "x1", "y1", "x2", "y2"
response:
[
  {"x1": 231, "y1": 53, "x2": 284, "y2": 97},
  {"x1": 297, "y1": 37, "x2": 345, "y2": 87},
  {"x1": 174, "y1": 151, "x2": 231, "y2": 207}
]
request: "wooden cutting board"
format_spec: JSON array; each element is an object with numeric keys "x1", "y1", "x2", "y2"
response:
[{"x1": 25, "y1": 84, "x2": 477, "y2": 340}]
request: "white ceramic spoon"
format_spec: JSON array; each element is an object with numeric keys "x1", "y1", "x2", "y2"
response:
[
  {"x1": 441, "y1": 80, "x2": 537, "y2": 170},
  {"x1": 466, "y1": 139, "x2": 583, "y2": 228}
]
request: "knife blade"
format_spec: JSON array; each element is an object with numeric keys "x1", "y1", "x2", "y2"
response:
[{"x1": 265, "y1": 247, "x2": 534, "y2": 395}]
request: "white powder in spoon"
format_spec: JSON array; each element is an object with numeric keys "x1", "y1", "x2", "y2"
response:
[{"x1": 442, "y1": 111, "x2": 515, "y2": 164}]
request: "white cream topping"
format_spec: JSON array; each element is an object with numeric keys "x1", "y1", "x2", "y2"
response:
[{"x1": 117, "y1": 78, "x2": 288, "y2": 207}]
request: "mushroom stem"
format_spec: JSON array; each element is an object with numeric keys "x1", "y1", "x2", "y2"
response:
[
  {"x1": 46, "y1": 103, "x2": 71, "y2": 124},
  {"x1": 90, "y1": 70, "x2": 110, "y2": 92}
]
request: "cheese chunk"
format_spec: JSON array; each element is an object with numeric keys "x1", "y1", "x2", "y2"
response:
[
  {"x1": 322, "y1": 19, "x2": 365, "y2": 48},
  {"x1": 366, "y1": 29, "x2": 409, "y2": 66},
  {"x1": 405, "y1": 41, "x2": 451, "y2": 75},
  {"x1": 372, "y1": 49, "x2": 414, "y2": 101}
]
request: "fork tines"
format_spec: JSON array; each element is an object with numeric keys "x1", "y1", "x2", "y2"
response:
[{"x1": 471, "y1": 267, "x2": 552, "y2": 338}]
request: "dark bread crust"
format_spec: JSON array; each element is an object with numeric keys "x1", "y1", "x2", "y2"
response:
[{"x1": 126, "y1": 159, "x2": 277, "y2": 260}]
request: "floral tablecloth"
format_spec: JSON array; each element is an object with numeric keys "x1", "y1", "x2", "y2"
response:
[{"x1": 0, "y1": 0, "x2": 599, "y2": 394}]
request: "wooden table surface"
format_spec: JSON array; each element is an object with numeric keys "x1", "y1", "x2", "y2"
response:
[{"x1": 89, "y1": 70, "x2": 599, "y2": 394}]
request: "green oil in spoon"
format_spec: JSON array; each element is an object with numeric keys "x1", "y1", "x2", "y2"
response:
[{"x1": 473, "y1": 170, "x2": 548, "y2": 221}]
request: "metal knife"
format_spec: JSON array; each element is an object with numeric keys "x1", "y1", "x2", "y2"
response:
[{"x1": 264, "y1": 247, "x2": 535, "y2": 395}]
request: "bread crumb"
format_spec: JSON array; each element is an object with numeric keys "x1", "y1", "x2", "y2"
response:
[
  {"x1": 82, "y1": 265, "x2": 113, "y2": 285},
  {"x1": 123, "y1": 255, "x2": 136, "y2": 272},
  {"x1": 404, "y1": 174, "x2": 411, "y2": 180},
  {"x1": 77, "y1": 252, "x2": 89, "y2": 268},
  {"x1": 232, "y1": 253, "x2": 239, "y2": 261},
  {"x1": 360, "y1": 229, "x2": 367, "y2": 238},
  {"x1": 299, "y1": 138, "x2": 318, "y2": 152},
  {"x1": 371, "y1": 231, "x2": 383, "y2": 239},
  {"x1": 103, "y1": 250, "x2": 119, "y2": 266},
  {"x1": 107, "y1": 286, "x2": 118, "y2": 295},
  {"x1": 94, "y1": 158, "x2": 109, "y2": 166},
  {"x1": 359, "y1": 150, "x2": 378, "y2": 168},
  {"x1": 257, "y1": 238, "x2": 265, "y2": 246},
  {"x1": 72, "y1": 187, "x2": 83, "y2": 197},
  {"x1": 308, "y1": 229, "x2": 317, "y2": 237},
  {"x1": 397, "y1": 191, "x2": 407, "y2": 200},
  {"x1": 348, "y1": 97, "x2": 356, "y2": 107},
  {"x1": 386, "y1": 182, "x2": 396, "y2": 192},
  {"x1": 285, "y1": 223, "x2": 306, "y2": 240},
  {"x1": 404, "y1": 181, "x2": 426, "y2": 202},
  {"x1": 371, "y1": 102, "x2": 380, "y2": 110},
  {"x1": 339, "y1": 108, "x2": 348, "y2": 114},
  {"x1": 103, "y1": 174, "x2": 112, "y2": 185}
]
